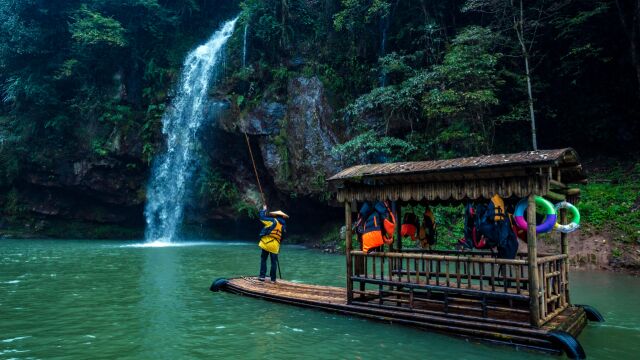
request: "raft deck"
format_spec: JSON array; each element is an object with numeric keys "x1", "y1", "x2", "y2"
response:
[{"x1": 220, "y1": 276, "x2": 587, "y2": 354}]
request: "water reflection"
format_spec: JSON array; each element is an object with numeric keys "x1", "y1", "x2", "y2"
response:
[{"x1": 139, "y1": 248, "x2": 184, "y2": 358}]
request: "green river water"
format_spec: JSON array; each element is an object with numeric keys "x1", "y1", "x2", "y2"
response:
[{"x1": 1, "y1": 239, "x2": 639, "y2": 359}]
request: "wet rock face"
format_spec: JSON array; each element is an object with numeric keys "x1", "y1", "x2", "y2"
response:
[
  {"x1": 4, "y1": 77, "x2": 341, "y2": 232},
  {"x1": 21, "y1": 157, "x2": 146, "y2": 224},
  {"x1": 240, "y1": 101, "x2": 286, "y2": 136},
  {"x1": 217, "y1": 99, "x2": 286, "y2": 136},
  {"x1": 287, "y1": 76, "x2": 340, "y2": 191},
  {"x1": 257, "y1": 76, "x2": 339, "y2": 195},
  {"x1": 259, "y1": 141, "x2": 283, "y2": 176}
]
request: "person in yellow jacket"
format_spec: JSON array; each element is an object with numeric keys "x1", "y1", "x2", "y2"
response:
[{"x1": 258, "y1": 205, "x2": 288, "y2": 282}]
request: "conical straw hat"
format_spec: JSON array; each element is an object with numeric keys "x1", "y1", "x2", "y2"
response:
[{"x1": 269, "y1": 210, "x2": 289, "y2": 219}]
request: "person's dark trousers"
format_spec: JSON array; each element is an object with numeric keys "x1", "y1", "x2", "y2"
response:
[{"x1": 259, "y1": 249, "x2": 278, "y2": 281}]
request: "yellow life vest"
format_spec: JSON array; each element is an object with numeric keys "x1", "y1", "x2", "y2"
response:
[
  {"x1": 491, "y1": 194, "x2": 505, "y2": 221},
  {"x1": 259, "y1": 219, "x2": 283, "y2": 254}
]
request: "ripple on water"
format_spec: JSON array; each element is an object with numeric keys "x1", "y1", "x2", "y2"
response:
[
  {"x1": 2, "y1": 336, "x2": 31, "y2": 343},
  {"x1": 118, "y1": 241, "x2": 251, "y2": 248}
]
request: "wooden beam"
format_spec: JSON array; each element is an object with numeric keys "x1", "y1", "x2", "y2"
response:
[
  {"x1": 549, "y1": 179, "x2": 566, "y2": 189},
  {"x1": 546, "y1": 190, "x2": 566, "y2": 202},
  {"x1": 527, "y1": 194, "x2": 541, "y2": 327},
  {"x1": 566, "y1": 188, "x2": 580, "y2": 196},
  {"x1": 351, "y1": 251, "x2": 526, "y2": 265},
  {"x1": 345, "y1": 201, "x2": 353, "y2": 303}
]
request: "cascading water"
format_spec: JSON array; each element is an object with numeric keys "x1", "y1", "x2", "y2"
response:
[
  {"x1": 144, "y1": 17, "x2": 239, "y2": 243},
  {"x1": 242, "y1": 23, "x2": 248, "y2": 67}
]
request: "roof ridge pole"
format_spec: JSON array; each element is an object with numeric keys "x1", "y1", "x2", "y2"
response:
[
  {"x1": 527, "y1": 194, "x2": 541, "y2": 327},
  {"x1": 345, "y1": 201, "x2": 353, "y2": 304}
]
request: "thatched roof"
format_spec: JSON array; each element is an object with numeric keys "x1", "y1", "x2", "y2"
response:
[{"x1": 328, "y1": 149, "x2": 584, "y2": 203}]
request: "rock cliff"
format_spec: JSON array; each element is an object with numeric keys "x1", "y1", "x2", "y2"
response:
[{"x1": 0, "y1": 76, "x2": 342, "y2": 238}]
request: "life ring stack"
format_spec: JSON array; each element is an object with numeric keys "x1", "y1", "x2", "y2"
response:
[{"x1": 513, "y1": 197, "x2": 581, "y2": 235}]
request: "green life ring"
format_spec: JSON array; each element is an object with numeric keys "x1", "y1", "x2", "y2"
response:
[
  {"x1": 514, "y1": 196, "x2": 557, "y2": 233},
  {"x1": 554, "y1": 201, "x2": 581, "y2": 233}
]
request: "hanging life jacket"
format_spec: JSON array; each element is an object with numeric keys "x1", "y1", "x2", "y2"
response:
[
  {"x1": 459, "y1": 204, "x2": 478, "y2": 250},
  {"x1": 460, "y1": 195, "x2": 518, "y2": 259},
  {"x1": 509, "y1": 212, "x2": 527, "y2": 242},
  {"x1": 401, "y1": 212, "x2": 419, "y2": 241},
  {"x1": 357, "y1": 201, "x2": 395, "y2": 253},
  {"x1": 380, "y1": 201, "x2": 396, "y2": 243},
  {"x1": 418, "y1": 207, "x2": 437, "y2": 248}
]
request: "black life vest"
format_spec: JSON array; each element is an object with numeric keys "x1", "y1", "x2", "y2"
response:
[
  {"x1": 460, "y1": 196, "x2": 518, "y2": 259},
  {"x1": 420, "y1": 208, "x2": 437, "y2": 246}
]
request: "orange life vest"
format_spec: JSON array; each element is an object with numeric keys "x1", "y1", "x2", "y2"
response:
[{"x1": 359, "y1": 201, "x2": 395, "y2": 252}]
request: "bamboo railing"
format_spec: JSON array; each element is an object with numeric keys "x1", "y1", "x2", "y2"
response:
[
  {"x1": 536, "y1": 254, "x2": 569, "y2": 324},
  {"x1": 349, "y1": 250, "x2": 569, "y2": 326}
]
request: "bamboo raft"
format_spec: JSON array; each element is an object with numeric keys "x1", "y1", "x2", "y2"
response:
[
  {"x1": 213, "y1": 149, "x2": 602, "y2": 358},
  {"x1": 216, "y1": 276, "x2": 587, "y2": 354}
]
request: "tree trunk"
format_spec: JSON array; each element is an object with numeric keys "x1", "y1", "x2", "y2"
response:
[
  {"x1": 524, "y1": 53, "x2": 538, "y2": 151},
  {"x1": 632, "y1": 0, "x2": 640, "y2": 92},
  {"x1": 515, "y1": 0, "x2": 538, "y2": 150}
]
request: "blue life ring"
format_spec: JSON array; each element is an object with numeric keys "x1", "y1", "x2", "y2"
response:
[{"x1": 514, "y1": 197, "x2": 557, "y2": 234}]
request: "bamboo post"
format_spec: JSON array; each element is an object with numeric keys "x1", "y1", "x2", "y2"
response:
[
  {"x1": 560, "y1": 207, "x2": 571, "y2": 304},
  {"x1": 357, "y1": 201, "x2": 365, "y2": 294},
  {"x1": 527, "y1": 194, "x2": 541, "y2": 327},
  {"x1": 393, "y1": 201, "x2": 402, "y2": 302},
  {"x1": 359, "y1": 231, "x2": 366, "y2": 294},
  {"x1": 345, "y1": 201, "x2": 353, "y2": 303},
  {"x1": 395, "y1": 201, "x2": 402, "y2": 252}
]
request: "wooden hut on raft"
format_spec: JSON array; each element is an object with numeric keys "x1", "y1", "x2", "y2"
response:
[{"x1": 211, "y1": 148, "x2": 603, "y2": 359}]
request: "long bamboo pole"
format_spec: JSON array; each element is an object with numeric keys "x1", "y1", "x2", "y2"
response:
[{"x1": 243, "y1": 131, "x2": 266, "y2": 206}]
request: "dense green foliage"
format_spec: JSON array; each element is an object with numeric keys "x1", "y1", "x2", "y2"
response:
[
  {"x1": 0, "y1": 0, "x2": 237, "y2": 185},
  {"x1": 0, "y1": 0, "x2": 240, "y2": 225},
  {"x1": 579, "y1": 162, "x2": 640, "y2": 244},
  {"x1": 226, "y1": 0, "x2": 639, "y2": 163},
  {"x1": 1, "y1": 0, "x2": 639, "y2": 236},
  {"x1": 2, "y1": 0, "x2": 639, "y2": 175}
]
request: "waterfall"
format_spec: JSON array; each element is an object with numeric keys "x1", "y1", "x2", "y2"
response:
[
  {"x1": 144, "y1": 17, "x2": 239, "y2": 243},
  {"x1": 242, "y1": 23, "x2": 248, "y2": 67}
]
